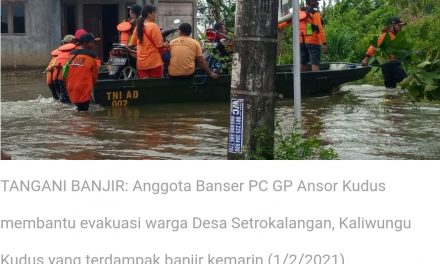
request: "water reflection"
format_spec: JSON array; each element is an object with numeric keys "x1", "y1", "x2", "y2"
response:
[{"x1": 1, "y1": 70, "x2": 439, "y2": 159}]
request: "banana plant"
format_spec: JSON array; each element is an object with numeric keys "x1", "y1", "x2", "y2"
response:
[{"x1": 400, "y1": 49, "x2": 440, "y2": 100}]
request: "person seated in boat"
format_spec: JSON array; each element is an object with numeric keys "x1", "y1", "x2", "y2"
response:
[
  {"x1": 66, "y1": 33, "x2": 99, "y2": 111},
  {"x1": 117, "y1": 4, "x2": 141, "y2": 45},
  {"x1": 131, "y1": 5, "x2": 169, "y2": 79},
  {"x1": 299, "y1": 0, "x2": 328, "y2": 72},
  {"x1": 212, "y1": 22, "x2": 231, "y2": 58},
  {"x1": 168, "y1": 23, "x2": 218, "y2": 79},
  {"x1": 361, "y1": 17, "x2": 407, "y2": 89}
]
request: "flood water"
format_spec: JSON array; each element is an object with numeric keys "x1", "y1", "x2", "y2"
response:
[{"x1": 1, "y1": 70, "x2": 439, "y2": 159}]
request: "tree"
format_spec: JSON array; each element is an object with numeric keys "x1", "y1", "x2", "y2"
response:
[{"x1": 197, "y1": 0, "x2": 236, "y2": 31}]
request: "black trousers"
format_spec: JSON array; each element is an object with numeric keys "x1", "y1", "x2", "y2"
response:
[
  {"x1": 48, "y1": 84, "x2": 59, "y2": 100},
  {"x1": 380, "y1": 61, "x2": 407, "y2": 88},
  {"x1": 55, "y1": 80, "x2": 70, "y2": 103},
  {"x1": 76, "y1": 101, "x2": 90, "y2": 111}
]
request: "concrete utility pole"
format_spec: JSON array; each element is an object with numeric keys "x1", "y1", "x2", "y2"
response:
[{"x1": 227, "y1": 0, "x2": 279, "y2": 160}]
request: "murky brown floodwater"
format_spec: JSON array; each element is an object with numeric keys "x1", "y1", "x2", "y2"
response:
[{"x1": 1, "y1": 70, "x2": 439, "y2": 159}]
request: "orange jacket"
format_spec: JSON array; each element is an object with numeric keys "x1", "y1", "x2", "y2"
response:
[
  {"x1": 65, "y1": 49, "x2": 99, "y2": 104},
  {"x1": 299, "y1": 10, "x2": 326, "y2": 45},
  {"x1": 54, "y1": 43, "x2": 77, "y2": 81},
  {"x1": 46, "y1": 49, "x2": 60, "y2": 85},
  {"x1": 366, "y1": 32, "x2": 396, "y2": 57},
  {"x1": 277, "y1": 11, "x2": 326, "y2": 45},
  {"x1": 131, "y1": 22, "x2": 164, "y2": 70}
]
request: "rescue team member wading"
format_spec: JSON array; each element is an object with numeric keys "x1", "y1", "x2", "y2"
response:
[
  {"x1": 46, "y1": 47, "x2": 61, "y2": 100},
  {"x1": 53, "y1": 40, "x2": 77, "y2": 104},
  {"x1": 131, "y1": 5, "x2": 169, "y2": 79},
  {"x1": 49, "y1": 29, "x2": 89, "y2": 104},
  {"x1": 46, "y1": 35, "x2": 76, "y2": 100},
  {"x1": 66, "y1": 33, "x2": 99, "y2": 111},
  {"x1": 362, "y1": 17, "x2": 407, "y2": 88},
  {"x1": 168, "y1": 23, "x2": 218, "y2": 79}
]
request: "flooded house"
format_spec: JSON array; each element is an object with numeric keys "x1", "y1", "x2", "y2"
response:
[{"x1": 1, "y1": 0, "x2": 197, "y2": 68}]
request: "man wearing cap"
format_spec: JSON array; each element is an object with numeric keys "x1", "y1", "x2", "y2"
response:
[
  {"x1": 66, "y1": 33, "x2": 99, "y2": 111},
  {"x1": 53, "y1": 34, "x2": 80, "y2": 103},
  {"x1": 362, "y1": 16, "x2": 407, "y2": 88},
  {"x1": 74, "y1": 29, "x2": 88, "y2": 43},
  {"x1": 45, "y1": 34, "x2": 75, "y2": 100}
]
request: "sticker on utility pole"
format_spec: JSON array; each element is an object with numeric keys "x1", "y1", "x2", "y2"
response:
[{"x1": 228, "y1": 98, "x2": 244, "y2": 154}]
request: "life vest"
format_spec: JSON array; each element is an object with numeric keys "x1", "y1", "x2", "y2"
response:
[
  {"x1": 299, "y1": 10, "x2": 318, "y2": 37},
  {"x1": 54, "y1": 43, "x2": 77, "y2": 81},
  {"x1": 46, "y1": 49, "x2": 60, "y2": 85},
  {"x1": 276, "y1": 11, "x2": 318, "y2": 34},
  {"x1": 117, "y1": 21, "x2": 132, "y2": 45}
]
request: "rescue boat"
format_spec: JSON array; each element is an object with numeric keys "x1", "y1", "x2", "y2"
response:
[{"x1": 93, "y1": 63, "x2": 371, "y2": 107}]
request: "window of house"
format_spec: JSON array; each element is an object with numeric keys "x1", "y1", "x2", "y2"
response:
[
  {"x1": 1, "y1": 1, "x2": 26, "y2": 35},
  {"x1": 13, "y1": 3, "x2": 25, "y2": 33},
  {"x1": 1, "y1": 4, "x2": 8, "y2": 33}
]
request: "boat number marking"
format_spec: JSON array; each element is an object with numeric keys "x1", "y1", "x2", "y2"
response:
[{"x1": 106, "y1": 90, "x2": 139, "y2": 107}]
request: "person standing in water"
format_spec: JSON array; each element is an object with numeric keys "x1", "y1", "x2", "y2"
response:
[{"x1": 362, "y1": 17, "x2": 407, "y2": 88}]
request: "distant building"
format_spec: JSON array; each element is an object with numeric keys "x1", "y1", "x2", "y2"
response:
[{"x1": 1, "y1": 0, "x2": 197, "y2": 68}]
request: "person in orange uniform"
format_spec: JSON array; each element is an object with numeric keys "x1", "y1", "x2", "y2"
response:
[
  {"x1": 46, "y1": 48, "x2": 61, "y2": 100},
  {"x1": 66, "y1": 33, "x2": 99, "y2": 111},
  {"x1": 299, "y1": 0, "x2": 327, "y2": 72},
  {"x1": 169, "y1": 23, "x2": 218, "y2": 79},
  {"x1": 361, "y1": 17, "x2": 407, "y2": 88},
  {"x1": 131, "y1": 5, "x2": 169, "y2": 78},
  {"x1": 46, "y1": 35, "x2": 75, "y2": 100},
  {"x1": 53, "y1": 36, "x2": 78, "y2": 103}
]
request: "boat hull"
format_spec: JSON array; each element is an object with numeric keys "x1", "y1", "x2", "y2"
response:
[{"x1": 93, "y1": 63, "x2": 371, "y2": 107}]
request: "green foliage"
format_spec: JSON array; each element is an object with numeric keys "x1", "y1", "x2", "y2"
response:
[
  {"x1": 248, "y1": 125, "x2": 275, "y2": 160},
  {"x1": 247, "y1": 125, "x2": 338, "y2": 160},
  {"x1": 341, "y1": 92, "x2": 361, "y2": 110},
  {"x1": 403, "y1": 7, "x2": 440, "y2": 52},
  {"x1": 277, "y1": 25, "x2": 293, "y2": 65},
  {"x1": 388, "y1": 0, "x2": 437, "y2": 15},
  {"x1": 367, "y1": 31, "x2": 413, "y2": 65},
  {"x1": 321, "y1": 27, "x2": 357, "y2": 62},
  {"x1": 400, "y1": 49, "x2": 440, "y2": 100},
  {"x1": 197, "y1": 0, "x2": 236, "y2": 32},
  {"x1": 274, "y1": 130, "x2": 338, "y2": 160},
  {"x1": 323, "y1": 1, "x2": 397, "y2": 63}
]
